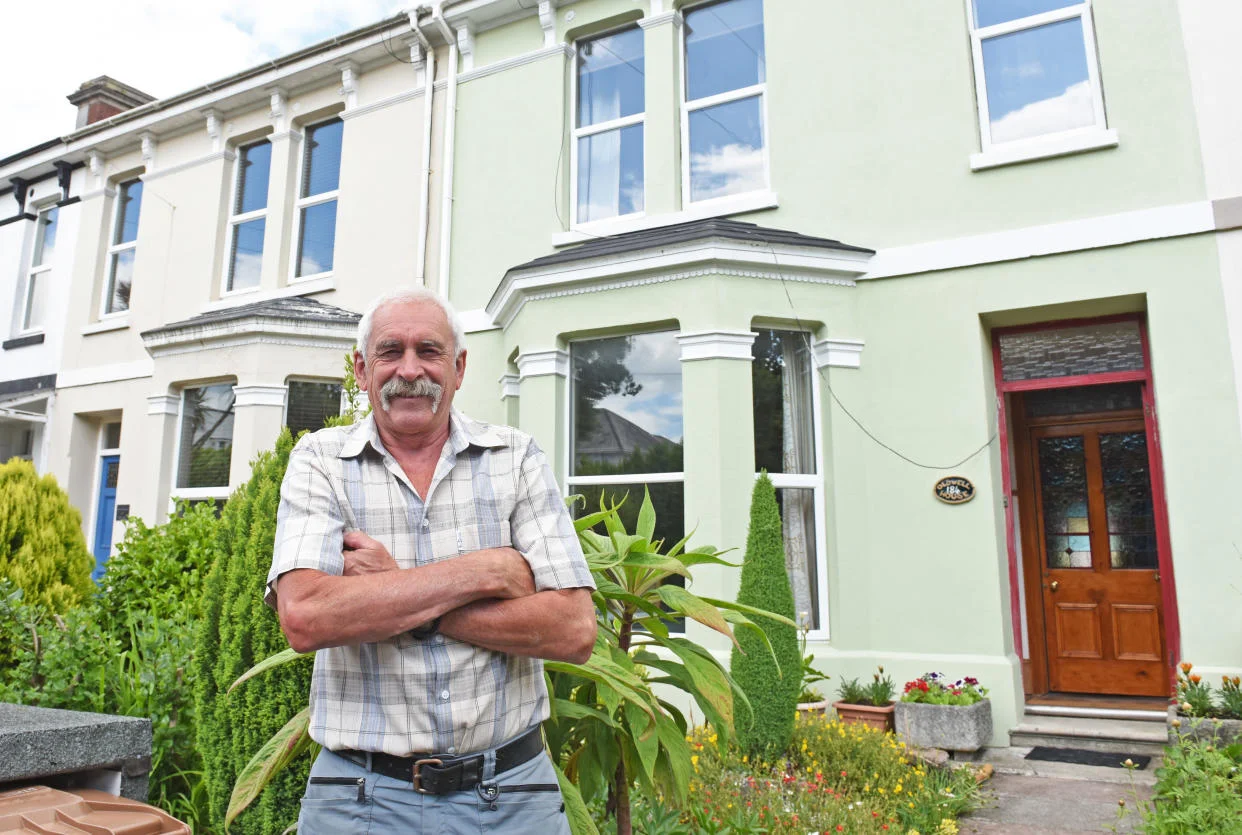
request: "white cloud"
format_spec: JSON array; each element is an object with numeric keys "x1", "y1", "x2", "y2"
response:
[
  {"x1": 690, "y1": 143, "x2": 766, "y2": 202},
  {"x1": 1, "y1": 0, "x2": 400, "y2": 158},
  {"x1": 989, "y1": 80, "x2": 1096, "y2": 144}
]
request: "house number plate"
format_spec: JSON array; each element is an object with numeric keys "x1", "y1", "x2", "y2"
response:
[{"x1": 934, "y1": 476, "x2": 975, "y2": 504}]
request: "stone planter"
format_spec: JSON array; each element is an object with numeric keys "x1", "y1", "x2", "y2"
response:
[
  {"x1": 832, "y1": 700, "x2": 895, "y2": 733},
  {"x1": 894, "y1": 699, "x2": 992, "y2": 753},
  {"x1": 1167, "y1": 705, "x2": 1242, "y2": 746},
  {"x1": 796, "y1": 698, "x2": 831, "y2": 717}
]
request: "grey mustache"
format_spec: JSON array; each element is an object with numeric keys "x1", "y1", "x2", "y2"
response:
[{"x1": 379, "y1": 376, "x2": 444, "y2": 414}]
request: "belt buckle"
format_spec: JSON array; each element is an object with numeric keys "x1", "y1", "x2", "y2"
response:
[{"x1": 412, "y1": 758, "x2": 443, "y2": 794}]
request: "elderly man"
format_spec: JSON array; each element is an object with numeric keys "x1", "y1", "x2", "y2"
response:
[{"x1": 265, "y1": 287, "x2": 596, "y2": 834}]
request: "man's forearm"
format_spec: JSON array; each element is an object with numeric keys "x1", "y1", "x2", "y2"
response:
[{"x1": 439, "y1": 588, "x2": 597, "y2": 664}]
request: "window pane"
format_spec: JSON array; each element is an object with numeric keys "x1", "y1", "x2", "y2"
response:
[
  {"x1": 286, "y1": 381, "x2": 342, "y2": 437},
  {"x1": 576, "y1": 125, "x2": 644, "y2": 223},
  {"x1": 114, "y1": 180, "x2": 143, "y2": 245},
  {"x1": 753, "y1": 330, "x2": 815, "y2": 474},
  {"x1": 975, "y1": 0, "x2": 1079, "y2": 28},
  {"x1": 999, "y1": 321, "x2": 1144, "y2": 382},
  {"x1": 235, "y1": 141, "x2": 272, "y2": 215},
  {"x1": 296, "y1": 201, "x2": 338, "y2": 277},
  {"x1": 302, "y1": 119, "x2": 343, "y2": 197},
  {"x1": 1100, "y1": 432, "x2": 1157, "y2": 570},
  {"x1": 685, "y1": 0, "x2": 765, "y2": 101},
  {"x1": 577, "y1": 27, "x2": 644, "y2": 127},
  {"x1": 982, "y1": 17, "x2": 1094, "y2": 144},
  {"x1": 105, "y1": 249, "x2": 135, "y2": 314},
  {"x1": 103, "y1": 422, "x2": 122, "y2": 449},
  {"x1": 32, "y1": 208, "x2": 58, "y2": 267},
  {"x1": 688, "y1": 95, "x2": 765, "y2": 202},
  {"x1": 1037, "y1": 436, "x2": 1092, "y2": 569},
  {"x1": 572, "y1": 332, "x2": 683, "y2": 476},
  {"x1": 23, "y1": 273, "x2": 47, "y2": 330},
  {"x1": 776, "y1": 487, "x2": 819, "y2": 629},
  {"x1": 228, "y1": 218, "x2": 265, "y2": 291},
  {"x1": 177, "y1": 384, "x2": 235, "y2": 489}
]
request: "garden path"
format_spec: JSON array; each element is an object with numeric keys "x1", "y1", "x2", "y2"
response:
[{"x1": 960, "y1": 771, "x2": 1153, "y2": 833}]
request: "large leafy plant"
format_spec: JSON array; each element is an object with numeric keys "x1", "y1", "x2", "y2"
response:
[{"x1": 227, "y1": 489, "x2": 793, "y2": 835}]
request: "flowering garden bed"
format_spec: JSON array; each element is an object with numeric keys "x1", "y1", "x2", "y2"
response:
[{"x1": 597, "y1": 714, "x2": 983, "y2": 834}]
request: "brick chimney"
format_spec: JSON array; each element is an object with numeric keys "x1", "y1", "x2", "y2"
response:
[{"x1": 67, "y1": 77, "x2": 155, "y2": 128}]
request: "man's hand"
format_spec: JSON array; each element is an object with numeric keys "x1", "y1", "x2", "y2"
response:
[
  {"x1": 482, "y1": 547, "x2": 537, "y2": 599},
  {"x1": 342, "y1": 530, "x2": 399, "y2": 576}
]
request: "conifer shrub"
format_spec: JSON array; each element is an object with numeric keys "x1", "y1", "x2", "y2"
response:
[
  {"x1": 0, "y1": 458, "x2": 94, "y2": 613},
  {"x1": 193, "y1": 431, "x2": 313, "y2": 835},
  {"x1": 730, "y1": 472, "x2": 801, "y2": 756}
]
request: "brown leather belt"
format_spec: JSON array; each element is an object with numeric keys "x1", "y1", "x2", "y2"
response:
[{"x1": 334, "y1": 725, "x2": 544, "y2": 795}]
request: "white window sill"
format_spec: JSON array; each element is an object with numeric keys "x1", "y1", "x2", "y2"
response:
[
  {"x1": 290, "y1": 270, "x2": 334, "y2": 286},
  {"x1": 82, "y1": 318, "x2": 130, "y2": 335},
  {"x1": 970, "y1": 129, "x2": 1119, "y2": 171},
  {"x1": 552, "y1": 190, "x2": 779, "y2": 248},
  {"x1": 203, "y1": 275, "x2": 336, "y2": 314}
]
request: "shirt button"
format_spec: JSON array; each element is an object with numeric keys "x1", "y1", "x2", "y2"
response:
[
  {"x1": 440, "y1": 690, "x2": 450, "y2": 700},
  {"x1": 422, "y1": 518, "x2": 430, "y2": 529},
  {"x1": 447, "y1": 747, "x2": 456, "y2": 754}
]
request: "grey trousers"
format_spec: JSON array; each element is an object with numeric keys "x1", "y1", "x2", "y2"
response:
[{"x1": 297, "y1": 744, "x2": 573, "y2": 834}]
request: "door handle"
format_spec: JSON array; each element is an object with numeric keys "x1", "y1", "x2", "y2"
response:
[
  {"x1": 1154, "y1": 572, "x2": 1160, "y2": 583},
  {"x1": 1048, "y1": 580, "x2": 1060, "y2": 592}
]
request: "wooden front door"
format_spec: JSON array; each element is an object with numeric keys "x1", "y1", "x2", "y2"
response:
[{"x1": 1024, "y1": 410, "x2": 1167, "y2": 697}]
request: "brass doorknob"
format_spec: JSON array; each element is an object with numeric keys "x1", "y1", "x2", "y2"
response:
[{"x1": 1050, "y1": 580, "x2": 1060, "y2": 592}]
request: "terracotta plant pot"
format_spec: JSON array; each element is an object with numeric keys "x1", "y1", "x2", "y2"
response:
[{"x1": 832, "y1": 700, "x2": 895, "y2": 732}]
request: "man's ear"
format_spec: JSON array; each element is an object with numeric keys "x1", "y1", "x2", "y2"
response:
[
  {"x1": 353, "y1": 350, "x2": 369, "y2": 391},
  {"x1": 455, "y1": 349, "x2": 467, "y2": 391}
]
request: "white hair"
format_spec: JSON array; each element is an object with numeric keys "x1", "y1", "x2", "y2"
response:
[{"x1": 356, "y1": 287, "x2": 467, "y2": 361}]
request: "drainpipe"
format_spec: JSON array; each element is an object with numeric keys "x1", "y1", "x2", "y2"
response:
[
  {"x1": 408, "y1": 8, "x2": 436, "y2": 288},
  {"x1": 432, "y1": 2, "x2": 459, "y2": 299}
]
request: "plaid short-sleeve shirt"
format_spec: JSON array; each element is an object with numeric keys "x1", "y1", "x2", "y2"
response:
[{"x1": 266, "y1": 409, "x2": 594, "y2": 757}]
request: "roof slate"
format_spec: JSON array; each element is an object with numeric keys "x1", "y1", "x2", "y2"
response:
[
  {"x1": 508, "y1": 218, "x2": 874, "y2": 274},
  {"x1": 142, "y1": 296, "x2": 360, "y2": 339}
]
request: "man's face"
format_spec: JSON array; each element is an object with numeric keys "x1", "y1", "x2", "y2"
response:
[{"x1": 354, "y1": 300, "x2": 466, "y2": 440}]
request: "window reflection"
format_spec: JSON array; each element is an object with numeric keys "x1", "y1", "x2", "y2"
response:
[
  {"x1": 178, "y1": 384, "x2": 236, "y2": 489},
  {"x1": 577, "y1": 28, "x2": 644, "y2": 127},
  {"x1": 577, "y1": 124, "x2": 644, "y2": 223},
  {"x1": 684, "y1": 0, "x2": 766, "y2": 101},
  {"x1": 982, "y1": 18, "x2": 1093, "y2": 144},
  {"x1": 975, "y1": 0, "x2": 1078, "y2": 28}
]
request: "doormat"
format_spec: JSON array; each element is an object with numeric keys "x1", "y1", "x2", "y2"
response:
[{"x1": 1024, "y1": 747, "x2": 1151, "y2": 770}]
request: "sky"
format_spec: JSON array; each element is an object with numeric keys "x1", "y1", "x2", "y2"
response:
[{"x1": 1, "y1": 0, "x2": 402, "y2": 160}]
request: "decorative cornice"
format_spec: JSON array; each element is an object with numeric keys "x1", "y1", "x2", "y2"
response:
[
  {"x1": 146, "y1": 332, "x2": 357, "y2": 358},
  {"x1": 456, "y1": 22, "x2": 476, "y2": 72},
  {"x1": 233, "y1": 384, "x2": 288, "y2": 408},
  {"x1": 141, "y1": 314, "x2": 356, "y2": 358},
  {"x1": 639, "y1": 11, "x2": 682, "y2": 29},
  {"x1": 337, "y1": 61, "x2": 360, "y2": 109},
  {"x1": 677, "y1": 330, "x2": 757, "y2": 362},
  {"x1": 498, "y1": 373, "x2": 521, "y2": 400},
  {"x1": 812, "y1": 338, "x2": 865, "y2": 369},
  {"x1": 140, "y1": 150, "x2": 235, "y2": 183},
  {"x1": 139, "y1": 132, "x2": 158, "y2": 170},
  {"x1": 341, "y1": 87, "x2": 428, "y2": 121},
  {"x1": 516, "y1": 349, "x2": 569, "y2": 379},
  {"x1": 269, "y1": 89, "x2": 289, "y2": 132},
  {"x1": 146, "y1": 394, "x2": 180, "y2": 416},
  {"x1": 538, "y1": 1, "x2": 557, "y2": 47}
]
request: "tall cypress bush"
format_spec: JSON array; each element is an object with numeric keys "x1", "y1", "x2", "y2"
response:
[
  {"x1": 730, "y1": 472, "x2": 800, "y2": 756},
  {"x1": 0, "y1": 459, "x2": 93, "y2": 613},
  {"x1": 193, "y1": 431, "x2": 312, "y2": 835}
]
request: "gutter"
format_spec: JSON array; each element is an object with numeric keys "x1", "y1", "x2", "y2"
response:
[
  {"x1": 408, "y1": 9, "x2": 437, "y2": 287},
  {"x1": 432, "y1": 2, "x2": 460, "y2": 299}
]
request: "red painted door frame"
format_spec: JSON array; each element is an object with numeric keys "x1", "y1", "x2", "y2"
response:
[{"x1": 991, "y1": 314, "x2": 1181, "y2": 693}]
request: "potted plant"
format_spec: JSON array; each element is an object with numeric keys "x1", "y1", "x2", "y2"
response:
[
  {"x1": 795, "y1": 614, "x2": 831, "y2": 714},
  {"x1": 894, "y1": 672, "x2": 992, "y2": 753},
  {"x1": 1168, "y1": 662, "x2": 1242, "y2": 745},
  {"x1": 833, "y1": 666, "x2": 896, "y2": 731}
]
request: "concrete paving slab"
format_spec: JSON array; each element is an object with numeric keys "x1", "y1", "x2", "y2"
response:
[{"x1": 961, "y1": 773, "x2": 1152, "y2": 834}]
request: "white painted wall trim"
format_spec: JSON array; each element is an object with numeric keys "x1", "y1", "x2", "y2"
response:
[
  {"x1": 233, "y1": 384, "x2": 288, "y2": 408},
  {"x1": 970, "y1": 128, "x2": 1118, "y2": 171},
  {"x1": 80, "y1": 318, "x2": 130, "y2": 336},
  {"x1": 677, "y1": 330, "x2": 757, "y2": 362},
  {"x1": 553, "y1": 190, "x2": 779, "y2": 247},
  {"x1": 812, "y1": 338, "x2": 865, "y2": 369},
  {"x1": 140, "y1": 150, "x2": 235, "y2": 183},
  {"x1": 146, "y1": 394, "x2": 180, "y2": 416},
  {"x1": 498, "y1": 373, "x2": 521, "y2": 399},
  {"x1": 516, "y1": 349, "x2": 569, "y2": 379},
  {"x1": 459, "y1": 43, "x2": 573, "y2": 86},
  {"x1": 59, "y1": 359, "x2": 154, "y2": 389},
  {"x1": 340, "y1": 87, "x2": 427, "y2": 122},
  {"x1": 145, "y1": 330, "x2": 357, "y2": 359},
  {"x1": 459, "y1": 308, "x2": 499, "y2": 333},
  {"x1": 861, "y1": 201, "x2": 1216, "y2": 281}
]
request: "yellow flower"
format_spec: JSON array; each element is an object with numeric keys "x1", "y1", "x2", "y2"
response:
[
  {"x1": 895, "y1": 783, "x2": 903, "y2": 792},
  {"x1": 691, "y1": 755, "x2": 699, "y2": 768}
]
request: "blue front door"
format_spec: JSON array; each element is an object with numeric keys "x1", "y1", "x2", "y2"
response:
[{"x1": 92, "y1": 455, "x2": 120, "y2": 580}]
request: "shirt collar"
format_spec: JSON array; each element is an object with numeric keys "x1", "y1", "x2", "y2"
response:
[{"x1": 337, "y1": 409, "x2": 506, "y2": 459}]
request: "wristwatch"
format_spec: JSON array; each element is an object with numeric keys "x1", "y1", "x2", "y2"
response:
[{"x1": 408, "y1": 616, "x2": 442, "y2": 640}]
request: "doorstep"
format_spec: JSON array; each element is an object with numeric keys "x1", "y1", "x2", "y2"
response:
[
  {"x1": 972, "y1": 745, "x2": 1158, "y2": 787},
  {"x1": 1009, "y1": 714, "x2": 1169, "y2": 758}
]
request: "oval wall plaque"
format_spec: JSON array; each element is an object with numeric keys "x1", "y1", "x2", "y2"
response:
[{"x1": 934, "y1": 476, "x2": 975, "y2": 505}]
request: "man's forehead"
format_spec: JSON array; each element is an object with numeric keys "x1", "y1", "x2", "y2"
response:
[{"x1": 370, "y1": 301, "x2": 452, "y2": 342}]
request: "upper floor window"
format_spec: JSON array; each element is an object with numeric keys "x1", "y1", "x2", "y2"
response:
[
  {"x1": 295, "y1": 118, "x2": 343, "y2": 278},
  {"x1": 22, "y1": 207, "x2": 59, "y2": 333},
  {"x1": 226, "y1": 140, "x2": 271, "y2": 293},
  {"x1": 574, "y1": 27, "x2": 645, "y2": 224},
  {"x1": 103, "y1": 179, "x2": 143, "y2": 315},
  {"x1": 969, "y1": 0, "x2": 1106, "y2": 150},
  {"x1": 683, "y1": 0, "x2": 767, "y2": 203}
]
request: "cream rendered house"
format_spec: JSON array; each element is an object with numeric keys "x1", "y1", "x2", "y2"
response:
[{"x1": 1, "y1": 0, "x2": 1240, "y2": 747}]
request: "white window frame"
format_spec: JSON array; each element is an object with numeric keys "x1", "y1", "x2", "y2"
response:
[
  {"x1": 569, "y1": 25, "x2": 647, "y2": 231},
  {"x1": 680, "y1": 0, "x2": 771, "y2": 207},
  {"x1": 222, "y1": 140, "x2": 270, "y2": 296},
  {"x1": 20, "y1": 205, "x2": 59, "y2": 334},
  {"x1": 752, "y1": 328, "x2": 829, "y2": 638},
  {"x1": 283, "y1": 376, "x2": 346, "y2": 432},
  {"x1": 101, "y1": 179, "x2": 141, "y2": 319},
  {"x1": 169, "y1": 382, "x2": 236, "y2": 504},
  {"x1": 290, "y1": 118, "x2": 342, "y2": 283},
  {"x1": 967, "y1": 0, "x2": 1115, "y2": 170}
]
